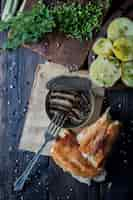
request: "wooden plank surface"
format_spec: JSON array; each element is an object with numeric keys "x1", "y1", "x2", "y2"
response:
[
  {"x1": 0, "y1": 34, "x2": 92, "y2": 199},
  {"x1": 0, "y1": 30, "x2": 49, "y2": 200},
  {"x1": 1, "y1": 0, "x2": 133, "y2": 200}
]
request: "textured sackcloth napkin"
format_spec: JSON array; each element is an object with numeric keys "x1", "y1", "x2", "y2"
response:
[{"x1": 19, "y1": 62, "x2": 104, "y2": 156}]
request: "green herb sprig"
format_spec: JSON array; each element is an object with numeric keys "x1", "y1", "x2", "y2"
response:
[
  {"x1": 0, "y1": 1, "x2": 103, "y2": 50},
  {"x1": 0, "y1": 2, "x2": 55, "y2": 49},
  {"x1": 52, "y1": 2, "x2": 103, "y2": 40}
]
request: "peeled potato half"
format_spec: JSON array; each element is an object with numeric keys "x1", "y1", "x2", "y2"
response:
[
  {"x1": 89, "y1": 56, "x2": 121, "y2": 88},
  {"x1": 121, "y1": 61, "x2": 133, "y2": 87},
  {"x1": 113, "y1": 37, "x2": 133, "y2": 62},
  {"x1": 107, "y1": 17, "x2": 133, "y2": 41},
  {"x1": 92, "y1": 38, "x2": 113, "y2": 58}
]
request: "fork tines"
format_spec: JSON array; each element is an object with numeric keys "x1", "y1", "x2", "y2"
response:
[{"x1": 46, "y1": 113, "x2": 66, "y2": 139}]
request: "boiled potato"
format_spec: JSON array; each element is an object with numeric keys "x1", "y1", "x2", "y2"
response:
[
  {"x1": 107, "y1": 17, "x2": 133, "y2": 41},
  {"x1": 113, "y1": 37, "x2": 133, "y2": 61},
  {"x1": 92, "y1": 38, "x2": 113, "y2": 57},
  {"x1": 121, "y1": 61, "x2": 133, "y2": 87},
  {"x1": 89, "y1": 56, "x2": 121, "y2": 88}
]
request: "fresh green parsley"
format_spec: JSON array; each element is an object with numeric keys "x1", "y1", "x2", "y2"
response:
[{"x1": 0, "y1": 1, "x2": 104, "y2": 50}]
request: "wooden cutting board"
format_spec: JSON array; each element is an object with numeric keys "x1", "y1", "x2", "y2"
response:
[
  {"x1": 22, "y1": 0, "x2": 110, "y2": 69},
  {"x1": 87, "y1": 0, "x2": 133, "y2": 93},
  {"x1": 88, "y1": 0, "x2": 133, "y2": 67}
]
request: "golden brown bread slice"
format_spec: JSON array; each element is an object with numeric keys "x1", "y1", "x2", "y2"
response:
[
  {"x1": 77, "y1": 110, "x2": 112, "y2": 148},
  {"x1": 51, "y1": 109, "x2": 121, "y2": 178},
  {"x1": 78, "y1": 110, "x2": 121, "y2": 168},
  {"x1": 51, "y1": 134, "x2": 102, "y2": 177}
]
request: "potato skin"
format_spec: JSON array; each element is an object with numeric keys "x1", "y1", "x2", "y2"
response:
[
  {"x1": 113, "y1": 37, "x2": 133, "y2": 62},
  {"x1": 107, "y1": 17, "x2": 133, "y2": 41},
  {"x1": 92, "y1": 38, "x2": 113, "y2": 58}
]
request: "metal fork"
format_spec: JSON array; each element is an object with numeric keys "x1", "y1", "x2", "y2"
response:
[{"x1": 14, "y1": 113, "x2": 66, "y2": 192}]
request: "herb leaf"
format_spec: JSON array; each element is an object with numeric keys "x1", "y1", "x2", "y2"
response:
[{"x1": 0, "y1": 1, "x2": 104, "y2": 50}]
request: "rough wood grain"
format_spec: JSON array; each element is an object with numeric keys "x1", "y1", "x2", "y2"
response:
[
  {"x1": 0, "y1": 32, "x2": 8, "y2": 200},
  {"x1": 23, "y1": 33, "x2": 90, "y2": 70},
  {"x1": 0, "y1": 33, "x2": 102, "y2": 200},
  {"x1": 0, "y1": 29, "x2": 49, "y2": 199}
]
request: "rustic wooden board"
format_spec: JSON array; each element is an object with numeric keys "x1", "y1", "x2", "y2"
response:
[
  {"x1": 0, "y1": 31, "x2": 102, "y2": 200},
  {"x1": 88, "y1": 0, "x2": 133, "y2": 67},
  {"x1": 23, "y1": 0, "x2": 110, "y2": 69},
  {"x1": 24, "y1": 34, "x2": 90, "y2": 70},
  {"x1": 0, "y1": 33, "x2": 49, "y2": 200}
]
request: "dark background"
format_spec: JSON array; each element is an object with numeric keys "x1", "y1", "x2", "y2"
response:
[{"x1": 1, "y1": 0, "x2": 133, "y2": 200}]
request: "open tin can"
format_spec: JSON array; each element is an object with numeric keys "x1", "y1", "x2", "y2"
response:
[{"x1": 45, "y1": 75, "x2": 103, "y2": 130}]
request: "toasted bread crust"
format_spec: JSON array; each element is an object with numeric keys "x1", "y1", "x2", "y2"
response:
[{"x1": 51, "y1": 111, "x2": 121, "y2": 178}]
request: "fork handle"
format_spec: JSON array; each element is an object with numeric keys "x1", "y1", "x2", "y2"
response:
[{"x1": 14, "y1": 140, "x2": 47, "y2": 192}]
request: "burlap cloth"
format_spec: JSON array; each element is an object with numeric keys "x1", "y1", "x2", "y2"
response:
[{"x1": 19, "y1": 62, "x2": 104, "y2": 156}]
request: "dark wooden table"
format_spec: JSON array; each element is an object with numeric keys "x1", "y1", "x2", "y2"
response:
[{"x1": 1, "y1": 1, "x2": 133, "y2": 200}]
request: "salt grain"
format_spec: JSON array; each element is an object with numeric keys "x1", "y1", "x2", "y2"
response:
[
  {"x1": 108, "y1": 182, "x2": 112, "y2": 189},
  {"x1": 3, "y1": 87, "x2": 8, "y2": 92},
  {"x1": 18, "y1": 99, "x2": 21, "y2": 104},
  {"x1": 14, "y1": 168, "x2": 17, "y2": 173},
  {"x1": 9, "y1": 120, "x2": 12, "y2": 124},
  {"x1": 118, "y1": 104, "x2": 121, "y2": 108},
  {"x1": 26, "y1": 154, "x2": 30, "y2": 159},
  {"x1": 9, "y1": 85, "x2": 13, "y2": 89},
  {"x1": 8, "y1": 146, "x2": 13, "y2": 152},
  {"x1": 12, "y1": 61, "x2": 16, "y2": 66},
  {"x1": 23, "y1": 108, "x2": 27, "y2": 112},
  {"x1": 123, "y1": 159, "x2": 128, "y2": 164},
  {"x1": 56, "y1": 42, "x2": 60, "y2": 48},
  {"x1": 9, "y1": 67, "x2": 13, "y2": 71}
]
